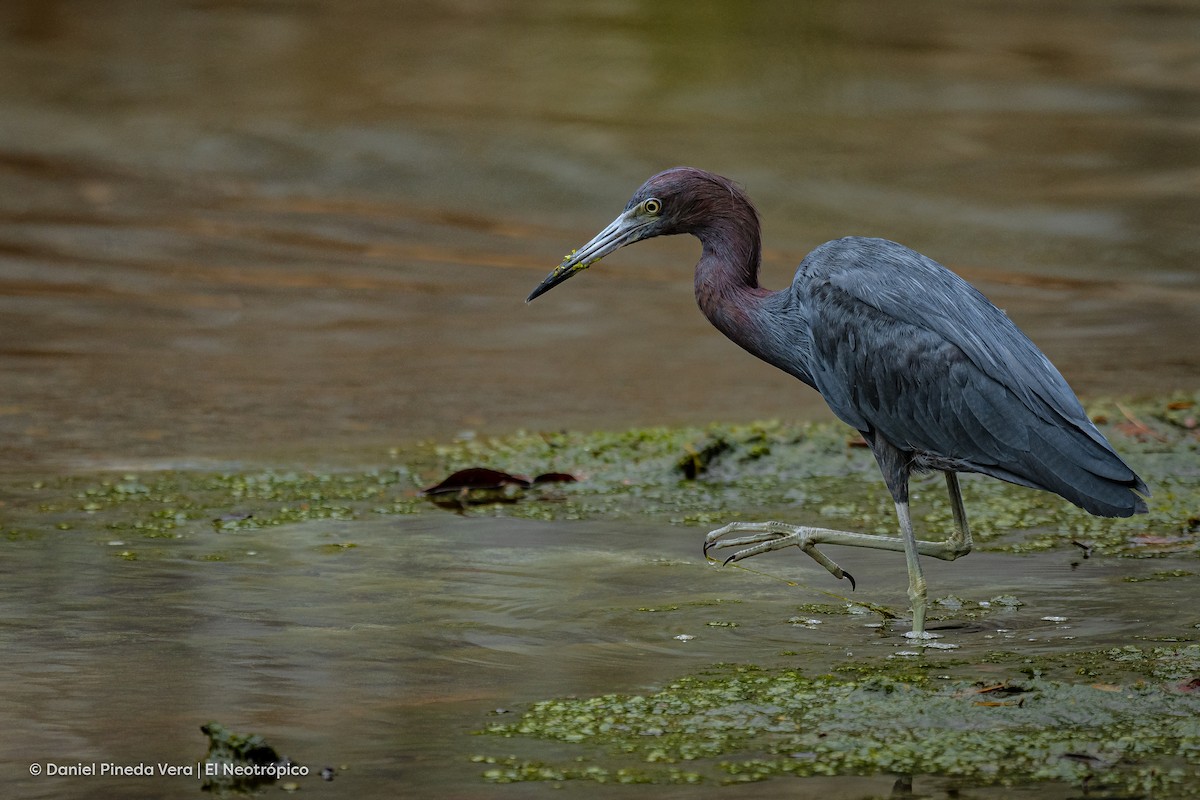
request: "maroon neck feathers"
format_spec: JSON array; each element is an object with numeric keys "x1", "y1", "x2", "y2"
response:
[{"x1": 688, "y1": 178, "x2": 766, "y2": 342}]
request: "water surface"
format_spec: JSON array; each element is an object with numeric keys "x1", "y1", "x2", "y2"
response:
[
  {"x1": 5, "y1": 514, "x2": 1195, "y2": 798},
  {"x1": 0, "y1": 0, "x2": 1196, "y2": 469}
]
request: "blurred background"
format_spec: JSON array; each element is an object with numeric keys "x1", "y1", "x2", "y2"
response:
[{"x1": 1, "y1": 0, "x2": 1198, "y2": 471}]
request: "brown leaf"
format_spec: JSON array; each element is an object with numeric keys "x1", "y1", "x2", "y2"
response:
[{"x1": 421, "y1": 467, "x2": 531, "y2": 495}]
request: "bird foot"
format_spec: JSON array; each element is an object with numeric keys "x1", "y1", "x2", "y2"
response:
[{"x1": 704, "y1": 521, "x2": 856, "y2": 589}]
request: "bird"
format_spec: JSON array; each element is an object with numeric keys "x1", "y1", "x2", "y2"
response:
[{"x1": 526, "y1": 167, "x2": 1148, "y2": 639}]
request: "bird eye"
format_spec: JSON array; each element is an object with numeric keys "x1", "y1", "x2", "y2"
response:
[{"x1": 643, "y1": 198, "x2": 662, "y2": 216}]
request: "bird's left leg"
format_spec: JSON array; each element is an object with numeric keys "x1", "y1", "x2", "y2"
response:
[
  {"x1": 703, "y1": 518, "x2": 972, "y2": 567},
  {"x1": 703, "y1": 519, "x2": 967, "y2": 585},
  {"x1": 703, "y1": 520, "x2": 862, "y2": 588}
]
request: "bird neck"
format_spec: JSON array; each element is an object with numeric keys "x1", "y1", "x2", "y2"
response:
[
  {"x1": 693, "y1": 208, "x2": 763, "y2": 292},
  {"x1": 692, "y1": 210, "x2": 769, "y2": 351}
]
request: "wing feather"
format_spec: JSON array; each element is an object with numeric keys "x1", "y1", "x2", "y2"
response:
[{"x1": 793, "y1": 237, "x2": 1147, "y2": 515}]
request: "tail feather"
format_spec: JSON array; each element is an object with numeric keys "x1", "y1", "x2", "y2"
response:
[{"x1": 1000, "y1": 426, "x2": 1148, "y2": 517}]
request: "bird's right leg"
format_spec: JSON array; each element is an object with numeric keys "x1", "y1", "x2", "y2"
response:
[{"x1": 893, "y1": 499, "x2": 928, "y2": 638}]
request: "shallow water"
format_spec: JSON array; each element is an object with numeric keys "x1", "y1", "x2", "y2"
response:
[
  {"x1": 4, "y1": 513, "x2": 1195, "y2": 798},
  {"x1": 1, "y1": 1, "x2": 1198, "y2": 797}
]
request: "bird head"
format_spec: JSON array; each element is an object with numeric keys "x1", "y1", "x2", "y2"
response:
[{"x1": 526, "y1": 167, "x2": 737, "y2": 302}]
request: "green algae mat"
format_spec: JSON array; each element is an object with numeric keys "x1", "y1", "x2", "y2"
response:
[
  {"x1": 478, "y1": 658, "x2": 1200, "y2": 792},
  {"x1": 13, "y1": 394, "x2": 1195, "y2": 558}
]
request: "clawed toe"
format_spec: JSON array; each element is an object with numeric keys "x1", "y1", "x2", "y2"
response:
[
  {"x1": 702, "y1": 521, "x2": 857, "y2": 589},
  {"x1": 703, "y1": 524, "x2": 790, "y2": 560},
  {"x1": 699, "y1": 481, "x2": 976, "y2": 637}
]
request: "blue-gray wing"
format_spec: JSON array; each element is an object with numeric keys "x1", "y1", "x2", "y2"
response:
[{"x1": 796, "y1": 237, "x2": 1147, "y2": 517}]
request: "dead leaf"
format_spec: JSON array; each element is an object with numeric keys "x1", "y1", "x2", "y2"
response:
[{"x1": 422, "y1": 468, "x2": 531, "y2": 495}]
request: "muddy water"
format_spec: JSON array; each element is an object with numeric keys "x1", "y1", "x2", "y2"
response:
[
  {"x1": 0, "y1": 1, "x2": 1197, "y2": 469},
  {"x1": 4, "y1": 514, "x2": 1195, "y2": 799},
  {"x1": 1, "y1": 2, "x2": 1198, "y2": 798}
]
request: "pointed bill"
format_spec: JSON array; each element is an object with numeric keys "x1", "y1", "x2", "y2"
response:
[{"x1": 526, "y1": 207, "x2": 652, "y2": 303}]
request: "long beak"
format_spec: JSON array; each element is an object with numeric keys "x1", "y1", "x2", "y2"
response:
[{"x1": 526, "y1": 208, "x2": 652, "y2": 303}]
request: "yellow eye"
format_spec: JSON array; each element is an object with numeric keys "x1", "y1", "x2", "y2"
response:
[{"x1": 643, "y1": 198, "x2": 662, "y2": 216}]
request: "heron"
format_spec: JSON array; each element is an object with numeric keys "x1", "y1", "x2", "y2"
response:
[{"x1": 526, "y1": 167, "x2": 1148, "y2": 639}]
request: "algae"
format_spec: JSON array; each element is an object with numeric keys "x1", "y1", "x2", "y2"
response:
[
  {"x1": 477, "y1": 648, "x2": 1200, "y2": 793},
  {"x1": 11, "y1": 392, "x2": 1195, "y2": 561}
]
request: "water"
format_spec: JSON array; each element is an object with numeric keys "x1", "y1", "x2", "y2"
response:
[
  {"x1": 4, "y1": 514, "x2": 1193, "y2": 799},
  {"x1": 1, "y1": 0, "x2": 1197, "y2": 469},
  {"x1": 1, "y1": 1, "x2": 1198, "y2": 797}
]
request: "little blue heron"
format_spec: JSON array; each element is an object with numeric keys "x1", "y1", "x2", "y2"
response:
[{"x1": 526, "y1": 167, "x2": 1148, "y2": 639}]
